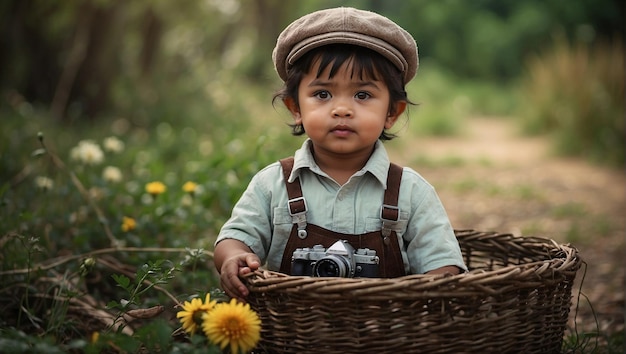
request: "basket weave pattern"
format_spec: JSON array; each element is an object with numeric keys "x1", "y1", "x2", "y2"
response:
[{"x1": 245, "y1": 230, "x2": 581, "y2": 353}]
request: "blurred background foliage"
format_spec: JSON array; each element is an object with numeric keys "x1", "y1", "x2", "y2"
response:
[
  {"x1": 0, "y1": 0, "x2": 624, "y2": 352},
  {"x1": 1, "y1": 0, "x2": 623, "y2": 162}
]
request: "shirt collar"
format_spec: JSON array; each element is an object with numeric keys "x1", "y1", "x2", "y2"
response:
[{"x1": 290, "y1": 139, "x2": 391, "y2": 187}]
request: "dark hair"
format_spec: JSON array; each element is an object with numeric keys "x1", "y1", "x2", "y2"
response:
[{"x1": 273, "y1": 44, "x2": 412, "y2": 141}]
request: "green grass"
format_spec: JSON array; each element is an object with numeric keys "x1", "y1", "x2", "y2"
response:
[
  {"x1": 406, "y1": 60, "x2": 519, "y2": 137},
  {"x1": 551, "y1": 202, "x2": 588, "y2": 219},
  {"x1": 409, "y1": 155, "x2": 468, "y2": 168},
  {"x1": 519, "y1": 35, "x2": 625, "y2": 166}
]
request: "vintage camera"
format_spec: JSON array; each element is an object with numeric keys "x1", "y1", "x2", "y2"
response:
[{"x1": 290, "y1": 240, "x2": 379, "y2": 278}]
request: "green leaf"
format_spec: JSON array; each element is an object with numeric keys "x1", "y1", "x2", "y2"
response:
[
  {"x1": 106, "y1": 300, "x2": 121, "y2": 310},
  {"x1": 109, "y1": 333, "x2": 141, "y2": 353},
  {"x1": 134, "y1": 319, "x2": 173, "y2": 352},
  {"x1": 111, "y1": 274, "x2": 131, "y2": 291}
]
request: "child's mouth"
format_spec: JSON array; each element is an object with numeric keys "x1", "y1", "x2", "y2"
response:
[{"x1": 332, "y1": 126, "x2": 354, "y2": 137}]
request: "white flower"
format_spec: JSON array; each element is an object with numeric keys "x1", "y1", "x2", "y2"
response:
[
  {"x1": 35, "y1": 176, "x2": 54, "y2": 190},
  {"x1": 70, "y1": 140, "x2": 104, "y2": 165},
  {"x1": 102, "y1": 166, "x2": 122, "y2": 183},
  {"x1": 88, "y1": 187, "x2": 104, "y2": 201},
  {"x1": 225, "y1": 170, "x2": 239, "y2": 186},
  {"x1": 226, "y1": 139, "x2": 243, "y2": 154},
  {"x1": 103, "y1": 136, "x2": 125, "y2": 153},
  {"x1": 180, "y1": 194, "x2": 193, "y2": 207}
]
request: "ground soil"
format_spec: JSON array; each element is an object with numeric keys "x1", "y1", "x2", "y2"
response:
[{"x1": 388, "y1": 117, "x2": 625, "y2": 340}]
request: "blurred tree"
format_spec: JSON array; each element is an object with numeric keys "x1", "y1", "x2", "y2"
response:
[
  {"x1": 51, "y1": 0, "x2": 125, "y2": 120},
  {"x1": 391, "y1": 0, "x2": 623, "y2": 80},
  {"x1": 0, "y1": 0, "x2": 164, "y2": 121},
  {"x1": 1, "y1": 1, "x2": 65, "y2": 110},
  {"x1": 237, "y1": 0, "x2": 298, "y2": 81}
]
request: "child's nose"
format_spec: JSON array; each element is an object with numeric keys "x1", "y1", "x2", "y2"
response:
[{"x1": 332, "y1": 101, "x2": 353, "y2": 118}]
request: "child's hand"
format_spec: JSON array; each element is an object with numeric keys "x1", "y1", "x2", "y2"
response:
[{"x1": 219, "y1": 253, "x2": 261, "y2": 301}]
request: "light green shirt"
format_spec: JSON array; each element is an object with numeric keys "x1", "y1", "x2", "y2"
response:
[{"x1": 216, "y1": 139, "x2": 467, "y2": 274}]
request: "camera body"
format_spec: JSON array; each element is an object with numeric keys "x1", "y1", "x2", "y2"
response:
[{"x1": 291, "y1": 240, "x2": 379, "y2": 278}]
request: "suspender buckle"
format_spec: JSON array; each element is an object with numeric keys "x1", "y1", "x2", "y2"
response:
[
  {"x1": 381, "y1": 204, "x2": 399, "y2": 238},
  {"x1": 288, "y1": 197, "x2": 307, "y2": 215},
  {"x1": 288, "y1": 197, "x2": 308, "y2": 238},
  {"x1": 381, "y1": 204, "x2": 399, "y2": 221}
]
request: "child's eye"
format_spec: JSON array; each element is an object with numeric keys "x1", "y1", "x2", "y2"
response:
[
  {"x1": 314, "y1": 90, "x2": 331, "y2": 100},
  {"x1": 355, "y1": 91, "x2": 371, "y2": 100}
]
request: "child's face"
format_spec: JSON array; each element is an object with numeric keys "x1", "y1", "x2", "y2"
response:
[{"x1": 286, "y1": 58, "x2": 406, "y2": 160}]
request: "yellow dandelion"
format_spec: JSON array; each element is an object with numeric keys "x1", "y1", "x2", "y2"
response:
[
  {"x1": 90, "y1": 331, "x2": 99, "y2": 343},
  {"x1": 145, "y1": 181, "x2": 166, "y2": 195},
  {"x1": 176, "y1": 293, "x2": 216, "y2": 335},
  {"x1": 121, "y1": 216, "x2": 136, "y2": 232},
  {"x1": 202, "y1": 298, "x2": 261, "y2": 354},
  {"x1": 182, "y1": 181, "x2": 198, "y2": 194}
]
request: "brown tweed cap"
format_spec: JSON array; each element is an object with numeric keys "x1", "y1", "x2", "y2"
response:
[{"x1": 273, "y1": 7, "x2": 418, "y2": 84}]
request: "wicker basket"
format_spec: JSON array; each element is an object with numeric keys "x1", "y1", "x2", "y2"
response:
[{"x1": 244, "y1": 230, "x2": 582, "y2": 354}]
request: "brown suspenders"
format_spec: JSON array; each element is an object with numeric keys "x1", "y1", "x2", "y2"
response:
[{"x1": 278, "y1": 157, "x2": 406, "y2": 278}]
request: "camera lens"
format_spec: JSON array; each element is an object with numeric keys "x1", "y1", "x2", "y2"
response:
[{"x1": 313, "y1": 256, "x2": 350, "y2": 277}]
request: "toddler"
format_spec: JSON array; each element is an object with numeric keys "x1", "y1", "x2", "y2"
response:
[{"x1": 214, "y1": 7, "x2": 467, "y2": 301}]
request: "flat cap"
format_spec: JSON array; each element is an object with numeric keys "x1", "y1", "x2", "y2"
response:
[{"x1": 273, "y1": 7, "x2": 418, "y2": 84}]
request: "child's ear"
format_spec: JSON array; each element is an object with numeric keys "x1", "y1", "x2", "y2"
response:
[
  {"x1": 385, "y1": 101, "x2": 407, "y2": 129},
  {"x1": 283, "y1": 97, "x2": 301, "y2": 122}
]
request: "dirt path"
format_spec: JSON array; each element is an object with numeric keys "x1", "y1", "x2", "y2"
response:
[{"x1": 388, "y1": 117, "x2": 625, "y2": 338}]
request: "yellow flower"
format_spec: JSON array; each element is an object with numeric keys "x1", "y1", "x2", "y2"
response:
[
  {"x1": 182, "y1": 181, "x2": 198, "y2": 194},
  {"x1": 91, "y1": 331, "x2": 100, "y2": 343},
  {"x1": 121, "y1": 216, "x2": 136, "y2": 232},
  {"x1": 202, "y1": 298, "x2": 261, "y2": 354},
  {"x1": 145, "y1": 181, "x2": 166, "y2": 195},
  {"x1": 176, "y1": 294, "x2": 217, "y2": 335}
]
